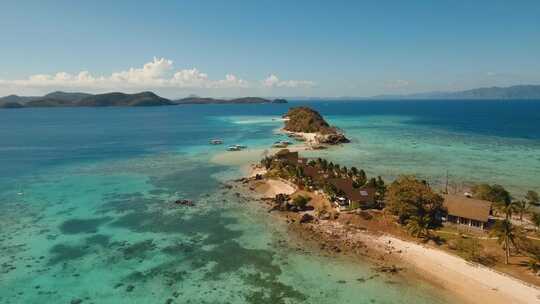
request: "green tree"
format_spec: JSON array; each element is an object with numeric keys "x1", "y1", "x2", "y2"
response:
[
  {"x1": 406, "y1": 215, "x2": 431, "y2": 239},
  {"x1": 490, "y1": 219, "x2": 521, "y2": 265},
  {"x1": 472, "y1": 184, "x2": 511, "y2": 204},
  {"x1": 531, "y1": 212, "x2": 540, "y2": 231},
  {"x1": 292, "y1": 195, "x2": 311, "y2": 210},
  {"x1": 515, "y1": 200, "x2": 530, "y2": 222},
  {"x1": 525, "y1": 247, "x2": 540, "y2": 275},
  {"x1": 386, "y1": 175, "x2": 445, "y2": 226},
  {"x1": 496, "y1": 199, "x2": 520, "y2": 220},
  {"x1": 526, "y1": 190, "x2": 539, "y2": 207}
]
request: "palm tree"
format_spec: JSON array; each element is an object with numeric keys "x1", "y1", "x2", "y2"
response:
[
  {"x1": 515, "y1": 200, "x2": 529, "y2": 222},
  {"x1": 524, "y1": 249, "x2": 540, "y2": 276},
  {"x1": 495, "y1": 200, "x2": 519, "y2": 220},
  {"x1": 526, "y1": 190, "x2": 539, "y2": 207},
  {"x1": 490, "y1": 219, "x2": 521, "y2": 264},
  {"x1": 406, "y1": 215, "x2": 431, "y2": 240},
  {"x1": 531, "y1": 212, "x2": 540, "y2": 231}
]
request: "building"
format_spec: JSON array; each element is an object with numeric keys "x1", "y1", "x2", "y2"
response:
[
  {"x1": 443, "y1": 195, "x2": 492, "y2": 229},
  {"x1": 328, "y1": 178, "x2": 375, "y2": 210}
]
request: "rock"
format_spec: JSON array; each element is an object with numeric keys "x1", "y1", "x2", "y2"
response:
[
  {"x1": 70, "y1": 299, "x2": 83, "y2": 304},
  {"x1": 174, "y1": 199, "x2": 195, "y2": 207},
  {"x1": 319, "y1": 212, "x2": 331, "y2": 220},
  {"x1": 126, "y1": 285, "x2": 135, "y2": 292},
  {"x1": 299, "y1": 213, "x2": 314, "y2": 224},
  {"x1": 315, "y1": 133, "x2": 350, "y2": 145}
]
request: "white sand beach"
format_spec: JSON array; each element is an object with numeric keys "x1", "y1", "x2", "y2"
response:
[
  {"x1": 320, "y1": 219, "x2": 540, "y2": 304},
  {"x1": 372, "y1": 235, "x2": 540, "y2": 304},
  {"x1": 250, "y1": 178, "x2": 297, "y2": 198}
]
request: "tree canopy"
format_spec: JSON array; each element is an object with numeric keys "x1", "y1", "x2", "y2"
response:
[
  {"x1": 386, "y1": 175, "x2": 445, "y2": 227},
  {"x1": 471, "y1": 184, "x2": 511, "y2": 204}
]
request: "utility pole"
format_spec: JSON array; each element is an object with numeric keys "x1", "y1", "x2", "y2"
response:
[{"x1": 445, "y1": 169, "x2": 449, "y2": 194}]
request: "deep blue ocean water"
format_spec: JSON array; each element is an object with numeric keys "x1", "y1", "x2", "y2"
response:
[{"x1": 1, "y1": 100, "x2": 539, "y2": 303}]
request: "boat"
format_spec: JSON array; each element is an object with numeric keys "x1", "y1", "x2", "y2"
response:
[
  {"x1": 227, "y1": 144, "x2": 246, "y2": 151},
  {"x1": 272, "y1": 140, "x2": 292, "y2": 148},
  {"x1": 210, "y1": 139, "x2": 223, "y2": 145}
]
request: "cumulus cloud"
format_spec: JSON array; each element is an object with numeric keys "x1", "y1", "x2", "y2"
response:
[
  {"x1": 0, "y1": 58, "x2": 314, "y2": 93},
  {"x1": 0, "y1": 57, "x2": 249, "y2": 90},
  {"x1": 262, "y1": 74, "x2": 315, "y2": 88}
]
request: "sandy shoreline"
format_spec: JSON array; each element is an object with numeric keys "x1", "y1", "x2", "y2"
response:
[{"x1": 240, "y1": 176, "x2": 540, "y2": 304}]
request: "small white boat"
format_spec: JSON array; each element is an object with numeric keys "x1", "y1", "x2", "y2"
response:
[
  {"x1": 227, "y1": 144, "x2": 247, "y2": 151},
  {"x1": 210, "y1": 139, "x2": 223, "y2": 145}
]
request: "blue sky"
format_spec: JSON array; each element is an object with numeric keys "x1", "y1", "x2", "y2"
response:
[{"x1": 1, "y1": 0, "x2": 539, "y2": 98}]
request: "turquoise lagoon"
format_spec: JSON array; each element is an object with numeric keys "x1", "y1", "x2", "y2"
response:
[{"x1": 1, "y1": 100, "x2": 539, "y2": 303}]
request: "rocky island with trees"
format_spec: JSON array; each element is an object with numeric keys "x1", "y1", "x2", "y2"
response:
[{"x1": 282, "y1": 106, "x2": 350, "y2": 145}]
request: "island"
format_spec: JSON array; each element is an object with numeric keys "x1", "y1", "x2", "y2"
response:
[
  {"x1": 0, "y1": 91, "x2": 287, "y2": 108},
  {"x1": 228, "y1": 149, "x2": 540, "y2": 304},
  {"x1": 282, "y1": 106, "x2": 349, "y2": 146},
  {"x1": 0, "y1": 91, "x2": 174, "y2": 108}
]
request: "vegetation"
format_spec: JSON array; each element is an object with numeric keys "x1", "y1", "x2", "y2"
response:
[
  {"x1": 531, "y1": 212, "x2": 540, "y2": 231},
  {"x1": 454, "y1": 237, "x2": 484, "y2": 263},
  {"x1": 0, "y1": 91, "x2": 176, "y2": 108},
  {"x1": 406, "y1": 215, "x2": 432, "y2": 239},
  {"x1": 386, "y1": 176, "x2": 445, "y2": 230},
  {"x1": 471, "y1": 183, "x2": 511, "y2": 204},
  {"x1": 524, "y1": 245, "x2": 540, "y2": 276},
  {"x1": 283, "y1": 107, "x2": 333, "y2": 133},
  {"x1": 515, "y1": 200, "x2": 530, "y2": 221},
  {"x1": 526, "y1": 190, "x2": 539, "y2": 207},
  {"x1": 490, "y1": 219, "x2": 522, "y2": 264},
  {"x1": 292, "y1": 195, "x2": 312, "y2": 210}
]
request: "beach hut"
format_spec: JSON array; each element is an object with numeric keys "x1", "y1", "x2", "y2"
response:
[{"x1": 443, "y1": 195, "x2": 492, "y2": 229}]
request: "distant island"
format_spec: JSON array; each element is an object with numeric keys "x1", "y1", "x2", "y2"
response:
[
  {"x1": 282, "y1": 107, "x2": 349, "y2": 145},
  {"x1": 175, "y1": 96, "x2": 287, "y2": 104},
  {"x1": 370, "y1": 84, "x2": 540, "y2": 100},
  {"x1": 0, "y1": 91, "x2": 287, "y2": 108}
]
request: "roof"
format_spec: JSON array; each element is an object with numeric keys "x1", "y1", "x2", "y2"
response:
[
  {"x1": 443, "y1": 195, "x2": 492, "y2": 222},
  {"x1": 274, "y1": 150, "x2": 299, "y2": 165},
  {"x1": 328, "y1": 178, "x2": 375, "y2": 203}
]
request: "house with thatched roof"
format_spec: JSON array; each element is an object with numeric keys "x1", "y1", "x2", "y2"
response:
[
  {"x1": 328, "y1": 178, "x2": 375, "y2": 210},
  {"x1": 443, "y1": 195, "x2": 493, "y2": 229}
]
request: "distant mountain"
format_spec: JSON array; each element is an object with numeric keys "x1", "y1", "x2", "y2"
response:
[
  {"x1": 174, "y1": 96, "x2": 287, "y2": 104},
  {"x1": 26, "y1": 98, "x2": 79, "y2": 107},
  {"x1": 78, "y1": 92, "x2": 174, "y2": 107},
  {"x1": 42, "y1": 91, "x2": 92, "y2": 102},
  {"x1": 0, "y1": 91, "x2": 174, "y2": 108},
  {"x1": 371, "y1": 85, "x2": 540, "y2": 100},
  {"x1": 0, "y1": 94, "x2": 38, "y2": 104}
]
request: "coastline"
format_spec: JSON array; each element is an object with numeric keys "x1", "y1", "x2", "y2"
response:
[{"x1": 238, "y1": 172, "x2": 540, "y2": 304}]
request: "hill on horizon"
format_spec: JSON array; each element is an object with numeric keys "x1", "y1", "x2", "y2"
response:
[{"x1": 369, "y1": 84, "x2": 540, "y2": 100}]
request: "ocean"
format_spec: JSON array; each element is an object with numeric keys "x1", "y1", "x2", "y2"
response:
[{"x1": 1, "y1": 100, "x2": 539, "y2": 303}]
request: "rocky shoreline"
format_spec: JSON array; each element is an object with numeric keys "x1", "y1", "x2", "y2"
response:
[
  {"x1": 230, "y1": 173, "x2": 540, "y2": 304},
  {"x1": 282, "y1": 107, "x2": 350, "y2": 146}
]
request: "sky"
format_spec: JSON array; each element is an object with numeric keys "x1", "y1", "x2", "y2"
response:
[{"x1": 1, "y1": 0, "x2": 539, "y2": 98}]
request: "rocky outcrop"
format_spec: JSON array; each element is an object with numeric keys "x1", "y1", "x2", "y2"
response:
[
  {"x1": 283, "y1": 106, "x2": 349, "y2": 145},
  {"x1": 299, "y1": 213, "x2": 315, "y2": 223},
  {"x1": 315, "y1": 133, "x2": 350, "y2": 144}
]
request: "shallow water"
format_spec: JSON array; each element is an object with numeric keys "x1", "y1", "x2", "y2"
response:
[{"x1": 1, "y1": 101, "x2": 539, "y2": 303}]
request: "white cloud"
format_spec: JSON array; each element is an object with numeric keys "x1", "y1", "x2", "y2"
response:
[
  {"x1": 262, "y1": 74, "x2": 315, "y2": 88},
  {"x1": 0, "y1": 57, "x2": 250, "y2": 90},
  {"x1": 0, "y1": 58, "x2": 315, "y2": 94}
]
